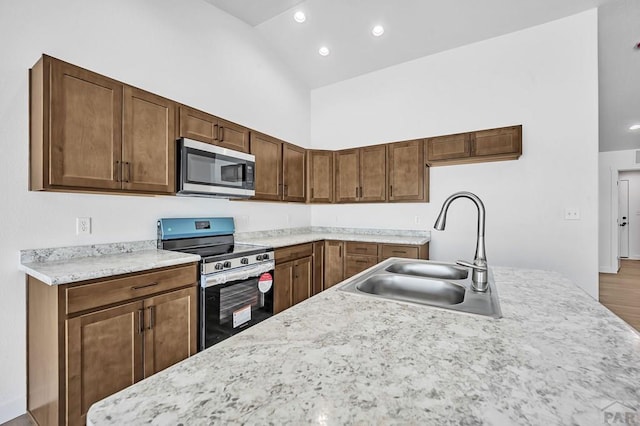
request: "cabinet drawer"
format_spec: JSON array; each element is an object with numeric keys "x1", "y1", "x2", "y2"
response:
[
  {"x1": 66, "y1": 264, "x2": 198, "y2": 315},
  {"x1": 345, "y1": 255, "x2": 378, "y2": 277},
  {"x1": 275, "y1": 243, "x2": 313, "y2": 264},
  {"x1": 345, "y1": 242, "x2": 378, "y2": 257},
  {"x1": 380, "y1": 245, "x2": 419, "y2": 260}
]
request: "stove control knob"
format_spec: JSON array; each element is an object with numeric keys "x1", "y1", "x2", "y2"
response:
[
  {"x1": 223, "y1": 261, "x2": 232, "y2": 268},
  {"x1": 241, "y1": 258, "x2": 249, "y2": 265},
  {"x1": 263, "y1": 253, "x2": 270, "y2": 260},
  {"x1": 256, "y1": 254, "x2": 263, "y2": 261},
  {"x1": 214, "y1": 263, "x2": 223, "y2": 270}
]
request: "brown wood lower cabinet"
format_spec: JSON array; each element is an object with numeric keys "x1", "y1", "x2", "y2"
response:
[
  {"x1": 27, "y1": 263, "x2": 198, "y2": 426},
  {"x1": 323, "y1": 240, "x2": 345, "y2": 289},
  {"x1": 274, "y1": 244, "x2": 313, "y2": 314},
  {"x1": 312, "y1": 241, "x2": 325, "y2": 295},
  {"x1": 345, "y1": 242, "x2": 379, "y2": 277}
]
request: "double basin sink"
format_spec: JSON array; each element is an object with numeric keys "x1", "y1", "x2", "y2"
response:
[{"x1": 339, "y1": 258, "x2": 502, "y2": 318}]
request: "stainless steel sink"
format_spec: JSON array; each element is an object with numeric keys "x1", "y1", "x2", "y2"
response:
[
  {"x1": 385, "y1": 261, "x2": 468, "y2": 280},
  {"x1": 357, "y1": 275, "x2": 465, "y2": 306},
  {"x1": 339, "y1": 259, "x2": 502, "y2": 318}
]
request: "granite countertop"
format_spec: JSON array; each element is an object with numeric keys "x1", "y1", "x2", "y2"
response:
[
  {"x1": 235, "y1": 227, "x2": 431, "y2": 248},
  {"x1": 87, "y1": 263, "x2": 640, "y2": 425},
  {"x1": 19, "y1": 241, "x2": 200, "y2": 285}
]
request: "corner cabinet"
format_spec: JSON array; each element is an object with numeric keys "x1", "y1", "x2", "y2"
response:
[
  {"x1": 307, "y1": 151, "x2": 334, "y2": 203},
  {"x1": 27, "y1": 263, "x2": 198, "y2": 426},
  {"x1": 250, "y1": 132, "x2": 306, "y2": 202},
  {"x1": 387, "y1": 139, "x2": 429, "y2": 202},
  {"x1": 30, "y1": 55, "x2": 176, "y2": 195},
  {"x1": 426, "y1": 125, "x2": 522, "y2": 166}
]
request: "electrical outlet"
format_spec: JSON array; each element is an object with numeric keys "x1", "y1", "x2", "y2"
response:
[
  {"x1": 564, "y1": 208, "x2": 580, "y2": 221},
  {"x1": 76, "y1": 217, "x2": 91, "y2": 235}
]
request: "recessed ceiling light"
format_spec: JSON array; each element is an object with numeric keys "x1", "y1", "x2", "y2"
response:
[
  {"x1": 630, "y1": 124, "x2": 640, "y2": 131},
  {"x1": 318, "y1": 46, "x2": 330, "y2": 56},
  {"x1": 372, "y1": 25, "x2": 385, "y2": 37},
  {"x1": 293, "y1": 11, "x2": 306, "y2": 23}
]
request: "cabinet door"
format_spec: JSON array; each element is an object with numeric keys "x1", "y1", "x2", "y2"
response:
[
  {"x1": 324, "y1": 240, "x2": 345, "y2": 289},
  {"x1": 388, "y1": 140, "x2": 426, "y2": 202},
  {"x1": 426, "y1": 133, "x2": 471, "y2": 163},
  {"x1": 360, "y1": 145, "x2": 387, "y2": 202},
  {"x1": 312, "y1": 241, "x2": 325, "y2": 295},
  {"x1": 143, "y1": 287, "x2": 197, "y2": 378},
  {"x1": 292, "y1": 256, "x2": 312, "y2": 305},
  {"x1": 472, "y1": 126, "x2": 522, "y2": 157},
  {"x1": 251, "y1": 132, "x2": 282, "y2": 201},
  {"x1": 345, "y1": 255, "x2": 378, "y2": 278},
  {"x1": 122, "y1": 87, "x2": 176, "y2": 194},
  {"x1": 66, "y1": 301, "x2": 144, "y2": 426},
  {"x1": 283, "y1": 143, "x2": 306, "y2": 202},
  {"x1": 49, "y1": 58, "x2": 123, "y2": 190},
  {"x1": 274, "y1": 261, "x2": 293, "y2": 314},
  {"x1": 179, "y1": 106, "x2": 219, "y2": 145},
  {"x1": 217, "y1": 118, "x2": 250, "y2": 153},
  {"x1": 335, "y1": 150, "x2": 359, "y2": 203},
  {"x1": 308, "y1": 150, "x2": 334, "y2": 203}
]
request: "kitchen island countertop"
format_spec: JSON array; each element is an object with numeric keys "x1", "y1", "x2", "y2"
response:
[{"x1": 87, "y1": 263, "x2": 640, "y2": 425}]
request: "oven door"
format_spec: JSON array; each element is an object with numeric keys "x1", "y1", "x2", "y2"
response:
[
  {"x1": 178, "y1": 138, "x2": 255, "y2": 197},
  {"x1": 200, "y1": 270, "x2": 274, "y2": 350}
]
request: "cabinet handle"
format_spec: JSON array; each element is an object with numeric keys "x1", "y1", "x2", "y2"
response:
[
  {"x1": 355, "y1": 260, "x2": 368, "y2": 264},
  {"x1": 213, "y1": 124, "x2": 219, "y2": 141},
  {"x1": 115, "y1": 160, "x2": 121, "y2": 182},
  {"x1": 311, "y1": 188, "x2": 314, "y2": 198},
  {"x1": 390, "y1": 185, "x2": 393, "y2": 197},
  {"x1": 355, "y1": 187, "x2": 358, "y2": 198},
  {"x1": 278, "y1": 183, "x2": 283, "y2": 196},
  {"x1": 392, "y1": 250, "x2": 407, "y2": 254},
  {"x1": 219, "y1": 126, "x2": 224, "y2": 142},
  {"x1": 131, "y1": 282, "x2": 158, "y2": 290},
  {"x1": 360, "y1": 186, "x2": 363, "y2": 198},
  {"x1": 148, "y1": 306, "x2": 155, "y2": 330},
  {"x1": 339, "y1": 245, "x2": 342, "y2": 257},
  {"x1": 137, "y1": 309, "x2": 144, "y2": 334},
  {"x1": 124, "y1": 162, "x2": 131, "y2": 183}
]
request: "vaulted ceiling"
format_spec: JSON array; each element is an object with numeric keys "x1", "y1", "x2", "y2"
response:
[{"x1": 204, "y1": 0, "x2": 639, "y2": 152}]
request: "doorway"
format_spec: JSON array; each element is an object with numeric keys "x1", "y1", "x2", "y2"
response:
[{"x1": 618, "y1": 170, "x2": 640, "y2": 260}]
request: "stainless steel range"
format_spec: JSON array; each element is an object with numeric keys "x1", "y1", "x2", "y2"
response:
[{"x1": 158, "y1": 217, "x2": 274, "y2": 350}]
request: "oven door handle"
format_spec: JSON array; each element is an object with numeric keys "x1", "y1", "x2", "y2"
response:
[{"x1": 200, "y1": 260, "x2": 275, "y2": 288}]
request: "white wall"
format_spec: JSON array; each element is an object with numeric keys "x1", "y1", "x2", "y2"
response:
[
  {"x1": 310, "y1": 12, "x2": 600, "y2": 298},
  {"x1": 599, "y1": 150, "x2": 640, "y2": 272},
  {"x1": 0, "y1": 0, "x2": 311, "y2": 421},
  {"x1": 619, "y1": 171, "x2": 640, "y2": 259}
]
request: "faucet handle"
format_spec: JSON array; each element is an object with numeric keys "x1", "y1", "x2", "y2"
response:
[{"x1": 456, "y1": 260, "x2": 487, "y2": 271}]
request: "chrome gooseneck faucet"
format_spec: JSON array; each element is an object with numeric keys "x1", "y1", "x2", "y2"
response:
[{"x1": 434, "y1": 191, "x2": 488, "y2": 292}]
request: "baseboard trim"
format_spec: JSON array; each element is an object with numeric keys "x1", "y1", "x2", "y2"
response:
[{"x1": 599, "y1": 266, "x2": 618, "y2": 274}]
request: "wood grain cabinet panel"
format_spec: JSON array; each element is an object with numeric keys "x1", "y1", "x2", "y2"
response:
[
  {"x1": 312, "y1": 241, "x2": 325, "y2": 295},
  {"x1": 274, "y1": 245, "x2": 312, "y2": 314},
  {"x1": 335, "y1": 149, "x2": 359, "y2": 203},
  {"x1": 379, "y1": 243, "x2": 429, "y2": 262},
  {"x1": 45, "y1": 56, "x2": 123, "y2": 190},
  {"x1": 388, "y1": 140, "x2": 428, "y2": 202},
  {"x1": 323, "y1": 240, "x2": 345, "y2": 289},
  {"x1": 426, "y1": 125, "x2": 522, "y2": 166},
  {"x1": 251, "y1": 132, "x2": 282, "y2": 201},
  {"x1": 178, "y1": 106, "x2": 249, "y2": 152},
  {"x1": 27, "y1": 263, "x2": 198, "y2": 426},
  {"x1": 123, "y1": 87, "x2": 175, "y2": 193},
  {"x1": 307, "y1": 150, "x2": 334, "y2": 203},
  {"x1": 250, "y1": 133, "x2": 306, "y2": 203},
  {"x1": 472, "y1": 125, "x2": 522, "y2": 158},
  {"x1": 30, "y1": 55, "x2": 176, "y2": 195},
  {"x1": 359, "y1": 145, "x2": 387, "y2": 202},
  {"x1": 283, "y1": 143, "x2": 306, "y2": 202},
  {"x1": 66, "y1": 301, "x2": 144, "y2": 426},
  {"x1": 345, "y1": 255, "x2": 379, "y2": 277}
]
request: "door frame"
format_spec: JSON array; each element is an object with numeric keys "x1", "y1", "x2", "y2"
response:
[{"x1": 618, "y1": 179, "x2": 630, "y2": 260}]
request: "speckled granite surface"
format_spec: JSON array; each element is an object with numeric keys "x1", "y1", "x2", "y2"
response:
[
  {"x1": 20, "y1": 246, "x2": 200, "y2": 285},
  {"x1": 87, "y1": 264, "x2": 640, "y2": 425},
  {"x1": 236, "y1": 226, "x2": 430, "y2": 248}
]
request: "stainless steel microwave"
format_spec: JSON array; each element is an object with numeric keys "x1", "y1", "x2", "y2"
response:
[{"x1": 177, "y1": 138, "x2": 255, "y2": 198}]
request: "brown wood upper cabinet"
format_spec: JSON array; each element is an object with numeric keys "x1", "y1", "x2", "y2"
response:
[
  {"x1": 250, "y1": 132, "x2": 306, "y2": 202},
  {"x1": 335, "y1": 145, "x2": 386, "y2": 203},
  {"x1": 387, "y1": 139, "x2": 429, "y2": 202},
  {"x1": 30, "y1": 55, "x2": 175, "y2": 195},
  {"x1": 178, "y1": 105, "x2": 249, "y2": 153},
  {"x1": 426, "y1": 125, "x2": 522, "y2": 166},
  {"x1": 307, "y1": 150, "x2": 334, "y2": 203}
]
